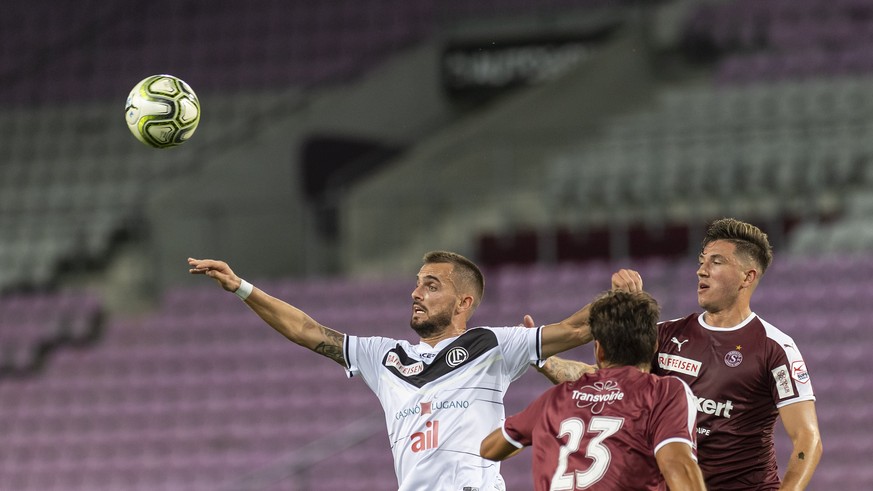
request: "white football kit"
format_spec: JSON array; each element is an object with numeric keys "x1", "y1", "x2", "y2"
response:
[{"x1": 345, "y1": 326, "x2": 543, "y2": 491}]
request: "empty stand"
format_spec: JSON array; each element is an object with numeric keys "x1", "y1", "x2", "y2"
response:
[
  {"x1": 0, "y1": 290, "x2": 102, "y2": 375},
  {"x1": 0, "y1": 0, "x2": 636, "y2": 293},
  {"x1": 1, "y1": 0, "x2": 872, "y2": 488}
]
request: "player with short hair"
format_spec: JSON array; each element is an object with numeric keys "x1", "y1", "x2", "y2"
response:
[
  {"x1": 188, "y1": 250, "x2": 605, "y2": 491},
  {"x1": 533, "y1": 218, "x2": 823, "y2": 490},
  {"x1": 480, "y1": 290, "x2": 706, "y2": 490}
]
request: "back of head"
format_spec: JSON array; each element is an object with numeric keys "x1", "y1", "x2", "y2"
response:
[
  {"x1": 422, "y1": 251, "x2": 485, "y2": 311},
  {"x1": 702, "y1": 218, "x2": 773, "y2": 274},
  {"x1": 589, "y1": 290, "x2": 660, "y2": 368}
]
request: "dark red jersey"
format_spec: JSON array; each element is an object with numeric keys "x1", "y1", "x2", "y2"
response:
[
  {"x1": 653, "y1": 313, "x2": 815, "y2": 490},
  {"x1": 504, "y1": 366, "x2": 697, "y2": 491}
]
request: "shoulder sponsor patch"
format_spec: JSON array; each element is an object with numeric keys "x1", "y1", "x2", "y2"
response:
[
  {"x1": 657, "y1": 353, "x2": 702, "y2": 377},
  {"x1": 791, "y1": 360, "x2": 810, "y2": 384},
  {"x1": 772, "y1": 364, "x2": 795, "y2": 399}
]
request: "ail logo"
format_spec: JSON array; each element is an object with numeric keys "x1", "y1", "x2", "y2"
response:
[{"x1": 411, "y1": 420, "x2": 439, "y2": 452}]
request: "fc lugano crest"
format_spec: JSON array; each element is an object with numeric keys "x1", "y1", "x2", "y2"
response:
[{"x1": 445, "y1": 347, "x2": 469, "y2": 367}]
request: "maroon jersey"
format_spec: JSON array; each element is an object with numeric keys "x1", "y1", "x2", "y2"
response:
[
  {"x1": 653, "y1": 313, "x2": 815, "y2": 490},
  {"x1": 503, "y1": 366, "x2": 697, "y2": 491}
]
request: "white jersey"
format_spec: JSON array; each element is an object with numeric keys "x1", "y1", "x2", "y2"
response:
[{"x1": 345, "y1": 326, "x2": 543, "y2": 491}]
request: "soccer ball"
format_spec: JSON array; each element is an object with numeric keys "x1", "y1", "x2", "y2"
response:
[{"x1": 125, "y1": 74, "x2": 200, "y2": 148}]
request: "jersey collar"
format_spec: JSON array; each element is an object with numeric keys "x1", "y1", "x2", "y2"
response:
[{"x1": 697, "y1": 312, "x2": 757, "y2": 331}]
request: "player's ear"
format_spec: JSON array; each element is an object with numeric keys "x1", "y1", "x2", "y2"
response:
[
  {"x1": 594, "y1": 340, "x2": 605, "y2": 367},
  {"x1": 742, "y1": 268, "x2": 758, "y2": 287},
  {"x1": 456, "y1": 294, "x2": 474, "y2": 315}
]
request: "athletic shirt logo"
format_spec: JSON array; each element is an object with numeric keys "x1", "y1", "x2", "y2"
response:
[
  {"x1": 572, "y1": 380, "x2": 624, "y2": 414},
  {"x1": 381, "y1": 329, "x2": 499, "y2": 388},
  {"x1": 445, "y1": 347, "x2": 469, "y2": 367},
  {"x1": 724, "y1": 350, "x2": 743, "y2": 367}
]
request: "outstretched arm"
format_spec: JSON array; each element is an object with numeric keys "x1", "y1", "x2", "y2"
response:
[
  {"x1": 535, "y1": 356, "x2": 596, "y2": 384},
  {"x1": 535, "y1": 269, "x2": 645, "y2": 381},
  {"x1": 539, "y1": 303, "x2": 594, "y2": 358},
  {"x1": 778, "y1": 401, "x2": 822, "y2": 490},
  {"x1": 188, "y1": 258, "x2": 347, "y2": 366},
  {"x1": 519, "y1": 315, "x2": 594, "y2": 383}
]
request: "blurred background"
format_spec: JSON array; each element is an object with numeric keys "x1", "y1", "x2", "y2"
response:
[{"x1": 0, "y1": 0, "x2": 869, "y2": 489}]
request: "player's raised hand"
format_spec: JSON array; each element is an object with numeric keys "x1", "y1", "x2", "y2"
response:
[
  {"x1": 611, "y1": 268, "x2": 643, "y2": 292},
  {"x1": 188, "y1": 258, "x2": 242, "y2": 292},
  {"x1": 521, "y1": 314, "x2": 536, "y2": 328}
]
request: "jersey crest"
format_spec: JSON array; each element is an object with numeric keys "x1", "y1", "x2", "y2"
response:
[{"x1": 381, "y1": 328, "x2": 499, "y2": 388}]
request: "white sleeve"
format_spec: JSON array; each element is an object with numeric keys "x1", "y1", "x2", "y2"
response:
[
  {"x1": 762, "y1": 322, "x2": 816, "y2": 407},
  {"x1": 345, "y1": 335, "x2": 395, "y2": 381},
  {"x1": 489, "y1": 326, "x2": 543, "y2": 381}
]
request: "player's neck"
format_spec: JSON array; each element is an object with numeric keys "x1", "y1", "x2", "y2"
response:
[
  {"x1": 703, "y1": 305, "x2": 752, "y2": 328},
  {"x1": 598, "y1": 361, "x2": 651, "y2": 373},
  {"x1": 419, "y1": 323, "x2": 466, "y2": 347}
]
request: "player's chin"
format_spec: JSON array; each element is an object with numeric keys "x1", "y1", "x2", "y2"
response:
[
  {"x1": 410, "y1": 317, "x2": 427, "y2": 331},
  {"x1": 410, "y1": 319, "x2": 443, "y2": 338},
  {"x1": 697, "y1": 296, "x2": 715, "y2": 311}
]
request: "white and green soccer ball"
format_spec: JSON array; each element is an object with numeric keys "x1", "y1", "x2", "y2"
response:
[{"x1": 125, "y1": 74, "x2": 200, "y2": 148}]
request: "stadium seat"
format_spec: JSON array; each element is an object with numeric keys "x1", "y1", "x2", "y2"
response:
[
  {"x1": 2, "y1": 0, "x2": 872, "y2": 488},
  {"x1": 3, "y1": 255, "x2": 867, "y2": 489}
]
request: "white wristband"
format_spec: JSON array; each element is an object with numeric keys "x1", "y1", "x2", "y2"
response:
[{"x1": 234, "y1": 279, "x2": 254, "y2": 301}]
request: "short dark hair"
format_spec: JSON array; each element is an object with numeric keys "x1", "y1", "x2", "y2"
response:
[
  {"x1": 422, "y1": 251, "x2": 485, "y2": 309},
  {"x1": 589, "y1": 290, "x2": 660, "y2": 368},
  {"x1": 702, "y1": 218, "x2": 773, "y2": 274}
]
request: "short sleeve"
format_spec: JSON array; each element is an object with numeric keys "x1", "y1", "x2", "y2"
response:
[
  {"x1": 651, "y1": 377, "x2": 698, "y2": 457},
  {"x1": 344, "y1": 335, "x2": 360, "y2": 378},
  {"x1": 345, "y1": 335, "x2": 396, "y2": 384},
  {"x1": 503, "y1": 385, "x2": 554, "y2": 448},
  {"x1": 763, "y1": 331, "x2": 815, "y2": 408},
  {"x1": 487, "y1": 326, "x2": 543, "y2": 381}
]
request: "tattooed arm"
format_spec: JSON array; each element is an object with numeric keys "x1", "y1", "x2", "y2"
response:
[
  {"x1": 535, "y1": 356, "x2": 596, "y2": 384},
  {"x1": 529, "y1": 268, "x2": 645, "y2": 382},
  {"x1": 519, "y1": 315, "x2": 595, "y2": 384},
  {"x1": 778, "y1": 401, "x2": 822, "y2": 490},
  {"x1": 188, "y1": 258, "x2": 347, "y2": 366}
]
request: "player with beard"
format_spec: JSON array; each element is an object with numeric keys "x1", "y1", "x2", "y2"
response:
[{"x1": 188, "y1": 250, "x2": 607, "y2": 491}]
